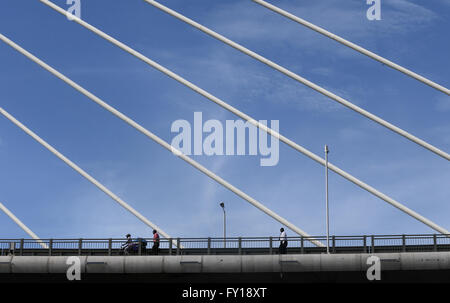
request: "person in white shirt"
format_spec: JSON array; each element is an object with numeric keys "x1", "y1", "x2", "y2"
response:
[{"x1": 279, "y1": 228, "x2": 288, "y2": 254}]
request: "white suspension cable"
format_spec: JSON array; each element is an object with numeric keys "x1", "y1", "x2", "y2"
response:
[
  {"x1": 252, "y1": 0, "x2": 450, "y2": 96},
  {"x1": 0, "y1": 34, "x2": 323, "y2": 247},
  {"x1": 36, "y1": 1, "x2": 450, "y2": 234},
  {"x1": 143, "y1": 0, "x2": 449, "y2": 161},
  {"x1": 0, "y1": 106, "x2": 177, "y2": 247},
  {"x1": 0, "y1": 201, "x2": 48, "y2": 249}
]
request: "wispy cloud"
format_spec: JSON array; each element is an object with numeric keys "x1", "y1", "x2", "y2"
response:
[
  {"x1": 429, "y1": 124, "x2": 450, "y2": 145},
  {"x1": 145, "y1": 0, "x2": 440, "y2": 116},
  {"x1": 205, "y1": 0, "x2": 438, "y2": 52},
  {"x1": 160, "y1": 48, "x2": 347, "y2": 113},
  {"x1": 337, "y1": 127, "x2": 366, "y2": 142},
  {"x1": 66, "y1": 65, "x2": 150, "y2": 76},
  {"x1": 435, "y1": 95, "x2": 450, "y2": 112},
  {"x1": 437, "y1": 0, "x2": 450, "y2": 6}
]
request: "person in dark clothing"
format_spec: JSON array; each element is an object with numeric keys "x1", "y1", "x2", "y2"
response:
[
  {"x1": 152, "y1": 230, "x2": 160, "y2": 255},
  {"x1": 121, "y1": 233, "x2": 133, "y2": 255},
  {"x1": 279, "y1": 228, "x2": 288, "y2": 254}
]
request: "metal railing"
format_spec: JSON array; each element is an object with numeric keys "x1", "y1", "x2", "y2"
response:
[{"x1": 1, "y1": 234, "x2": 449, "y2": 256}]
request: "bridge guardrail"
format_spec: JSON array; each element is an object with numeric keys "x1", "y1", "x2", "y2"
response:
[{"x1": 1, "y1": 234, "x2": 450, "y2": 256}]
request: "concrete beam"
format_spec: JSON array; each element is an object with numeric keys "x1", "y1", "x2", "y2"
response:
[{"x1": 2, "y1": 252, "x2": 450, "y2": 274}]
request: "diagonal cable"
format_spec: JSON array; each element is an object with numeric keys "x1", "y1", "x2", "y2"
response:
[
  {"x1": 35, "y1": 1, "x2": 450, "y2": 234},
  {"x1": 0, "y1": 201, "x2": 48, "y2": 249},
  {"x1": 0, "y1": 106, "x2": 176, "y2": 246},
  {"x1": 143, "y1": 0, "x2": 449, "y2": 161},
  {"x1": 0, "y1": 34, "x2": 323, "y2": 247},
  {"x1": 252, "y1": 0, "x2": 450, "y2": 96}
]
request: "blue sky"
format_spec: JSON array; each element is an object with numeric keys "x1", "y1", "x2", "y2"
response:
[{"x1": 0, "y1": 0, "x2": 449, "y2": 240}]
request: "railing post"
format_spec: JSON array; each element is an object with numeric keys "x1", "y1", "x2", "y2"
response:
[
  {"x1": 108, "y1": 238, "x2": 112, "y2": 256},
  {"x1": 371, "y1": 235, "x2": 375, "y2": 253},
  {"x1": 433, "y1": 234, "x2": 437, "y2": 252},
  {"x1": 363, "y1": 235, "x2": 367, "y2": 253},
  {"x1": 169, "y1": 238, "x2": 173, "y2": 255},
  {"x1": 300, "y1": 236, "x2": 304, "y2": 254},
  {"x1": 19, "y1": 239, "x2": 24, "y2": 256},
  {"x1": 49, "y1": 239, "x2": 53, "y2": 256},
  {"x1": 269, "y1": 237, "x2": 273, "y2": 255},
  {"x1": 138, "y1": 239, "x2": 142, "y2": 256},
  {"x1": 78, "y1": 238, "x2": 82, "y2": 256},
  {"x1": 238, "y1": 237, "x2": 242, "y2": 255},
  {"x1": 332, "y1": 235, "x2": 336, "y2": 253},
  {"x1": 176, "y1": 238, "x2": 180, "y2": 255},
  {"x1": 402, "y1": 234, "x2": 406, "y2": 252},
  {"x1": 207, "y1": 238, "x2": 211, "y2": 255}
]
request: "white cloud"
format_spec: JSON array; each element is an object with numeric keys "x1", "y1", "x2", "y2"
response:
[
  {"x1": 163, "y1": 49, "x2": 347, "y2": 113},
  {"x1": 337, "y1": 127, "x2": 366, "y2": 142},
  {"x1": 144, "y1": 0, "x2": 439, "y2": 116},
  {"x1": 205, "y1": 0, "x2": 438, "y2": 53},
  {"x1": 310, "y1": 67, "x2": 334, "y2": 77},
  {"x1": 429, "y1": 124, "x2": 450, "y2": 145},
  {"x1": 435, "y1": 95, "x2": 450, "y2": 112},
  {"x1": 438, "y1": 0, "x2": 450, "y2": 6},
  {"x1": 67, "y1": 65, "x2": 149, "y2": 76}
]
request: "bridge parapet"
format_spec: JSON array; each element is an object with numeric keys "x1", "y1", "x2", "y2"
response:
[{"x1": 1, "y1": 234, "x2": 449, "y2": 256}]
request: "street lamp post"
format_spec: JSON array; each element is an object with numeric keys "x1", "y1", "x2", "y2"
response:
[
  {"x1": 220, "y1": 202, "x2": 226, "y2": 248},
  {"x1": 325, "y1": 145, "x2": 330, "y2": 254}
]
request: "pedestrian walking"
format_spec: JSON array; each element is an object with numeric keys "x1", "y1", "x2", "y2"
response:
[{"x1": 279, "y1": 228, "x2": 288, "y2": 254}]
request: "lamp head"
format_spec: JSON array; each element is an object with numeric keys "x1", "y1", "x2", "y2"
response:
[{"x1": 219, "y1": 202, "x2": 225, "y2": 208}]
